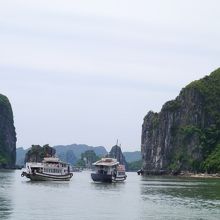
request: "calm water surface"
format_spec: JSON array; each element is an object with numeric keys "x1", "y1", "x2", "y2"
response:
[{"x1": 0, "y1": 170, "x2": 220, "y2": 220}]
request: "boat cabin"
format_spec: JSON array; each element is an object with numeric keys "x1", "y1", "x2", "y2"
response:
[
  {"x1": 93, "y1": 158, "x2": 119, "y2": 175},
  {"x1": 91, "y1": 158, "x2": 127, "y2": 182},
  {"x1": 26, "y1": 157, "x2": 70, "y2": 175}
]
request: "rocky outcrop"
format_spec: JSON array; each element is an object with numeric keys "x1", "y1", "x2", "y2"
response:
[
  {"x1": 109, "y1": 145, "x2": 128, "y2": 168},
  {"x1": 0, "y1": 94, "x2": 16, "y2": 168},
  {"x1": 141, "y1": 68, "x2": 220, "y2": 174},
  {"x1": 25, "y1": 144, "x2": 55, "y2": 163}
]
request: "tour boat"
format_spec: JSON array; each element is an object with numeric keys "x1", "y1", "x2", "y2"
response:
[
  {"x1": 91, "y1": 158, "x2": 127, "y2": 183},
  {"x1": 21, "y1": 157, "x2": 73, "y2": 181}
]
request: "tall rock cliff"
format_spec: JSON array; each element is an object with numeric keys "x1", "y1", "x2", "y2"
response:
[
  {"x1": 0, "y1": 94, "x2": 16, "y2": 168},
  {"x1": 109, "y1": 145, "x2": 128, "y2": 168},
  {"x1": 141, "y1": 68, "x2": 220, "y2": 174}
]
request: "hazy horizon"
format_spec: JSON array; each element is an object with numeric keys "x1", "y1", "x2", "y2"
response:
[{"x1": 0, "y1": 0, "x2": 220, "y2": 151}]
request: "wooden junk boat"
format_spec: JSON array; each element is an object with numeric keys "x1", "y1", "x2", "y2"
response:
[
  {"x1": 21, "y1": 157, "x2": 73, "y2": 181},
  {"x1": 91, "y1": 158, "x2": 127, "y2": 183}
]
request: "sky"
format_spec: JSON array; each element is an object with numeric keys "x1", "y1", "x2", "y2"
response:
[{"x1": 0, "y1": 0, "x2": 219, "y2": 151}]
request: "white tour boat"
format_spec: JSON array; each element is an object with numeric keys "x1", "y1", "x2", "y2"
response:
[
  {"x1": 91, "y1": 158, "x2": 127, "y2": 183},
  {"x1": 21, "y1": 157, "x2": 73, "y2": 181}
]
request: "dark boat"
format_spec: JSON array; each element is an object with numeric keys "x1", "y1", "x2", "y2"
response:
[{"x1": 91, "y1": 158, "x2": 127, "y2": 183}]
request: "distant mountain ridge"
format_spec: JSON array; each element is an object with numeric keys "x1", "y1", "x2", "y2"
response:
[
  {"x1": 16, "y1": 144, "x2": 108, "y2": 166},
  {"x1": 54, "y1": 144, "x2": 107, "y2": 158},
  {"x1": 16, "y1": 143, "x2": 140, "y2": 166},
  {"x1": 123, "y1": 151, "x2": 141, "y2": 163},
  {"x1": 53, "y1": 144, "x2": 107, "y2": 165}
]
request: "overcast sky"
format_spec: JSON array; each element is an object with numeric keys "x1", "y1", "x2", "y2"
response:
[{"x1": 0, "y1": 0, "x2": 219, "y2": 151}]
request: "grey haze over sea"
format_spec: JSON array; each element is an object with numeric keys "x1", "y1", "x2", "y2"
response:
[{"x1": 0, "y1": 0, "x2": 220, "y2": 151}]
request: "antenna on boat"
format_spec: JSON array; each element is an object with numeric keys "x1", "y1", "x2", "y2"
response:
[{"x1": 116, "y1": 139, "x2": 118, "y2": 146}]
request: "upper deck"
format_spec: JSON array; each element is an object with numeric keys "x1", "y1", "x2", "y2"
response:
[{"x1": 92, "y1": 158, "x2": 119, "y2": 167}]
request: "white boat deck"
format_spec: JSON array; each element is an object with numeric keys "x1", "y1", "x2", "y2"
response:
[{"x1": 92, "y1": 158, "x2": 119, "y2": 167}]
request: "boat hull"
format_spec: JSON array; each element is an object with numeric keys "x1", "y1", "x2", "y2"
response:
[
  {"x1": 91, "y1": 173, "x2": 126, "y2": 183},
  {"x1": 112, "y1": 175, "x2": 127, "y2": 182},
  {"x1": 91, "y1": 173, "x2": 113, "y2": 183},
  {"x1": 21, "y1": 171, "x2": 73, "y2": 181}
]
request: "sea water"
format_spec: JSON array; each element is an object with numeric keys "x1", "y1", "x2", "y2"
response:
[{"x1": 0, "y1": 170, "x2": 220, "y2": 220}]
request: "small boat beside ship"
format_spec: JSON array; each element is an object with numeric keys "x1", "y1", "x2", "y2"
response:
[
  {"x1": 91, "y1": 158, "x2": 127, "y2": 183},
  {"x1": 21, "y1": 157, "x2": 73, "y2": 181}
]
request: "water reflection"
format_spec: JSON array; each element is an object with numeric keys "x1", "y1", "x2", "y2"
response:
[
  {"x1": 22, "y1": 179, "x2": 71, "y2": 189},
  {"x1": 140, "y1": 176, "x2": 220, "y2": 209},
  {"x1": 0, "y1": 196, "x2": 12, "y2": 220},
  {"x1": 1, "y1": 170, "x2": 220, "y2": 220},
  {"x1": 0, "y1": 170, "x2": 15, "y2": 220},
  {"x1": 91, "y1": 181, "x2": 126, "y2": 190}
]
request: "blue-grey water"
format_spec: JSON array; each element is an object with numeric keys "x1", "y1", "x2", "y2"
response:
[{"x1": 0, "y1": 170, "x2": 220, "y2": 220}]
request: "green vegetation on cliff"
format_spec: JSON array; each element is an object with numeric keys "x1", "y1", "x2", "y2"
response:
[
  {"x1": 169, "y1": 72, "x2": 220, "y2": 173},
  {"x1": 183, "y1": 69, "x2": 220, "y2": 172},
  {"x1": 187, "y1": 68, "x2": 220, "y2": 121},
  {"x1": 0, "y1": 94, "x2": 13, "y2": 118},
  {"x1": 142, "y1": 68, "x2": 220, "y2": 174},
  {"x1": 0, "y1": 94, "x2": 16, "y2": 168},
  {"x1": 203, "y1": 144, "x2": 220, "y2": 173},
  {"x1": 25, "y1": 144, "x2": 55, "y2": 163}
]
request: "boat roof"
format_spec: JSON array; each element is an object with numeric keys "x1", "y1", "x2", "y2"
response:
[
  {"x1": 25, "y1": 157, "x2": 69, "y2": 166},
  {"x1": 43, "y1": 157, "x2": 60, "y2": 163},
  {"x1": 93, "y1": 158, "x2": 119, "y2": 167},
  {"x1": 26, "y1": 162, "x2": 43, "y2": 167}
]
